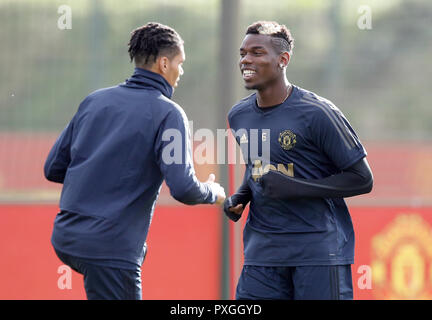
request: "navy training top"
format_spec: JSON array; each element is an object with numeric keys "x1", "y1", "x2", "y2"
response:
[
  {"x1": 228, "y1": 85, "x2": 367, "y2": 266},
  {"x1": 45, "y1": 68, "x2": 216, "y2": 269}
]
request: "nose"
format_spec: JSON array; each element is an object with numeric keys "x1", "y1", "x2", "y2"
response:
[
  {"x1": 239, "y1": 53, "x2": 252, "y2": 67},
  {"x1": 179, "y1": 65, "x2": 184, "y2": 76}
]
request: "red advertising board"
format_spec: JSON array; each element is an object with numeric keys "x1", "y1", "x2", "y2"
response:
[
  {"x1": 351, "y1": 207, "x2": 432, "y2": 300},
  {"x1": 0, "y1": 204, "x2": 221, "y2": 300}
]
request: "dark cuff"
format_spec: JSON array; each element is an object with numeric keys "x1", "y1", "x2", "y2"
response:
[{"x1": 223, "y1": 196, "x2": 242, "y2": 222}]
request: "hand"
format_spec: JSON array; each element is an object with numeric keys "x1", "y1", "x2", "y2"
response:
[
  {"x1": 228, "y1": 202, "x2": 244, "y2": 215},
  {"x1": 223, "y1": 196, "x2": 244, "y2": 222},
  {"x1": 206, "y1": 173, "x2": 226, "y2": 205}
]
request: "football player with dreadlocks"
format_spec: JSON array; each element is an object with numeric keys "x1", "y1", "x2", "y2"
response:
[{"x1": 45, "y1": 22, "x2": 225, "y2": 300}]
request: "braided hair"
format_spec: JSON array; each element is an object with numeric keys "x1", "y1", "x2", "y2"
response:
[
  {"x1": 246, "y1": 21, "x2": 294, "y2": 56},
  {"x1": 128, "y1": 22, "x2": 184, "y2": 66}
]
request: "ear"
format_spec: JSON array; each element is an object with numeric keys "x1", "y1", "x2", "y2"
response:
[
  {"x1": 158, "y1": 56, "x2": 170, "y2": 74},
  {"x1": 279, "y1": 52, "x2": 290, "y2": 68}
]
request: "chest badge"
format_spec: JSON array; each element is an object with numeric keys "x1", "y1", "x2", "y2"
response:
[{"x1": 278, "y1": 130, "x2": 297, "y2": 151}]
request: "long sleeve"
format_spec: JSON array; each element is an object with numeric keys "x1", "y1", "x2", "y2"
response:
[
  {"x1": 224, "y1": 167, "x2": 252, "y2": 222},
  {"x1": 154, "y1": 105, "x2": 216, "y2": 205},
  {"x1": 44, "y1": 120, "x2": 74, "y2": 183},
  {"x1": 261, "y1": 158, "x2": 373, "y2": 199},
  {"x1": 231, "y1": 167, "x2": 252, "y2": 205}
]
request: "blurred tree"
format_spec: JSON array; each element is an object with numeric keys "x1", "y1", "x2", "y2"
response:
[{"x1": 0, "y1": 0, "x2": 430, "y2": 141}]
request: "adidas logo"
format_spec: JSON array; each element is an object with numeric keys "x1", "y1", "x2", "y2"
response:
[{"x1": 240, "y1": 133, "x2": 248, "y2": 144}]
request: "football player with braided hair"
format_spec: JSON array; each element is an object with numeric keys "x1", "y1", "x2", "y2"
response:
[{"x1": 45, "y1": 22, "x2": 225, "y2": 300}]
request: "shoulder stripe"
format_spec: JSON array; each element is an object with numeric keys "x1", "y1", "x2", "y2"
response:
[{"x1": 301, "y1": 95, "x2": 356, "y2": 149}]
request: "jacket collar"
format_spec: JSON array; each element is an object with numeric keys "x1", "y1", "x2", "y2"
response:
[{"x1": 121, "y1": 67, "x2": 173, "y2": 99}]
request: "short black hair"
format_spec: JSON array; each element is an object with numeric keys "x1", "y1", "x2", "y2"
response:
[
  {"x1": 128, "y1": 22, "x2": 184, "y2": 66},
  {"x1": 246, "y1": 21, "x2": 294, "y2": 56}
]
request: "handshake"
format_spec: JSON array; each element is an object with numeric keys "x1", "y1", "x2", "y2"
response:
[
  {"x1": 205, "y1": 173, "x2": 248, "y2": 222},
  {"x1": 205, "y1": 173, "x2": 226, "y2": 205}
]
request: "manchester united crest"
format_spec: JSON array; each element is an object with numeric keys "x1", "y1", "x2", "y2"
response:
[
  {"x1": 371, "y1": 214, "x2": 432, "y2": 299},
  {"x1": 278, "y1": 130, "x2": 296, "y2": 151}
]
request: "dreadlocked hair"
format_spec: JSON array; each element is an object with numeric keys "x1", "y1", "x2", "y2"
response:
[
  {"x1": 246, "y1": 21, "x2": 294, "y2": 56},
  {"x1": 128, "y1": 22, "x2": 183, "y2": 66}
]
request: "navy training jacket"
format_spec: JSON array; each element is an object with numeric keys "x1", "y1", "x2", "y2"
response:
[{"x1": 44, "y1": 68, "x2": 216, "y2": 268}]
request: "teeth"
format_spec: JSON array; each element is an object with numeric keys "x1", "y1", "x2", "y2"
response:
[{"x1": 243, "y1": 70, "x2": 255, "y2": 75}]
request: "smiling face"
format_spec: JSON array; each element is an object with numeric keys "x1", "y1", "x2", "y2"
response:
[{"x1": 239, "y1": 34, "x2": 283, "y2": 91}]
